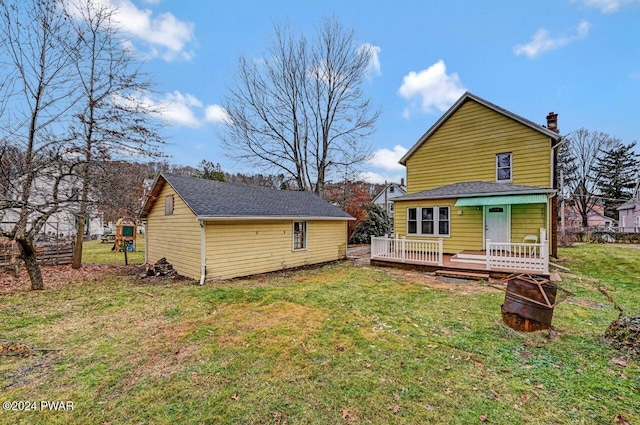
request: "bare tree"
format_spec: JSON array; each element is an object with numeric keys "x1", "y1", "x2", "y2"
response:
[
  {"x1": 221, "y1": 16, "x2": 379, "y2": 197},
  {"x1": 0, "y1": 0, "x2": 82, "y2": 289},
  {"x1": 563, "y1": 128, "x2": 616, "y2": 227},
  {"x1": 66, "y1": 0, "x2": 164, "y2": 268}
]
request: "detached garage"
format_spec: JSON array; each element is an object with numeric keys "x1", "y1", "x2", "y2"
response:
[{"x1": 139, "y1": 174, "x2": 353, "y2": 281}]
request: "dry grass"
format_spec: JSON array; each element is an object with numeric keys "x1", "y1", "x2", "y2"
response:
[{"x1": 0, "y1": 246, "x2": 638, "y2": 424}]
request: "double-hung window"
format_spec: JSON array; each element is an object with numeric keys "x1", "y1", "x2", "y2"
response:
[
  {"x1": 293, "y1": 221, "x2": 307, "y2": 250},
  {"x1": 496, "y1": 152, "x2": 512, "y2": 182},
  {"x1": 407, "y1": 207, "x2": 450, "y2": 236}
]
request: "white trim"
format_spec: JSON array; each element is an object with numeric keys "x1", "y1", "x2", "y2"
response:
[
  {"x1": 406, "y1": 206, "x2": 450, "y2": 237},
  {"x1": 292, "y1": 221, "x2": 307, "y2": 251},
  {"x1": 495, "y1": 152, "x2": 513, "y2": 183},
  {"x1": 197, "y1": 215, "x2": 353, "y2": 221}
]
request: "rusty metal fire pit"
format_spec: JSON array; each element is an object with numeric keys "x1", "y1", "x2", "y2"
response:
[{"x1": 501, "y1": 274, "x2": 557, "y2": 332}]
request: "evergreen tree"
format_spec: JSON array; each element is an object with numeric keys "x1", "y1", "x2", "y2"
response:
[
  {"x1": 594, "y1": 140, "x2": 640, "y2": 220},
  {"x1": 194, "y1": 160, "x2": 225, "y2": 182},
  {"x1": 348, "y1": 204, "x2": 391, "y2": 244}
]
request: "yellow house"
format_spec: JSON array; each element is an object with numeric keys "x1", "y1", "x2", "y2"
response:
[
  {"x1": 374, "y1": 92, "x2": 562, "y2": 276},
  {"x1": 139, "y1": 174, "x2": 353, "y2": 281}
]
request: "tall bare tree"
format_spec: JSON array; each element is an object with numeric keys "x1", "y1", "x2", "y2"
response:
[
  {"x1": 0, "y1": 0, "x2": 81, "y2": 289},
  {"x1": 66, "y1": 0, "x2": 163, "y2": 268},
  {"x1": 562, "y1": 128, "x2": 616, "y2": 227},
  {"x1": 221, "y1": 16, "x2": 379, "y2": 197}
]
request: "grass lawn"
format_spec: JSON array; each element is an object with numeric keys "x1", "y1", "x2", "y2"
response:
[
  {"x1": 81, "y1": 236, "x2": 145, "y2": 265},
  {"x1": 0, "y1": 243, "x2": 638, "y2": 424}
]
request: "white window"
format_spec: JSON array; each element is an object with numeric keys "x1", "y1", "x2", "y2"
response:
[
  {"x1": 496, "y1": 153, "x2": 512, "y2": 182},
  {"x1": 293, "y1": 221, "x2": 307, "y2": 250},
  {"x1": 407, "y1": 207, "x2": 450, "y2": 236}
]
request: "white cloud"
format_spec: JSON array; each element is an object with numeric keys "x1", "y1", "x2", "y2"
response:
[
  {"x1": 117, "y1": 91, "x2": 225, "y2": 128},
  {"x1": 367, "y1": 145, "x2": 407, "y2": 171},
  {"x1": 359, "y1": 43, "x2": 382, "y2": 79},
  {"x1": 514, "y1": 20, "x2": 591, "y2": 59},
  {"x1": 398, "y1": 60, "x2": 466, "y2": 115},
  {"x1": 359, "y1": 171, "x2": 404, "y2": 185},
  {"x1": 582, "y1": 0, "x2": 640, "y2": 13},
  {"x1": 158, "y1": 91, "x2": 203, "y2": 127},
  {"x1": 111, "y1": 0, "x2": 195, "y2": 61},
  {"x1": 204, "y1": 104, "x2": 231, "y2": 124}
]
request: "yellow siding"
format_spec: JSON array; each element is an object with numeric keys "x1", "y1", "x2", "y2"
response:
[
  {"x1": 394, "y1": 200, "x2": 549, "y2": 252},
  {"x1": 146, "y1": 184, "x2": 202, "y2": 279},
  {"x1": 406, "y1": 100, "x2": 552, "y2": 193},
  {"x1": 511, "y1": 204, "x2": 547, "y2": 244},
  {"x1": 205, "y1": 220, "x2": 347, "y2": 280},
  {"x1": 394, "y1": 199, "x2": 483, "y2": 253}
]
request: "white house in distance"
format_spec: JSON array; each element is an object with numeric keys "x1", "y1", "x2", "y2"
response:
[
  {"x1": 0, "y1": 171, "x2": 104, "y2": 241},
  {"x1": 372, "y1": 179, "x2": 406, "y2": 220},
  {"x1": 618, "y1": 180, "x2": 640, "y2": 232}
]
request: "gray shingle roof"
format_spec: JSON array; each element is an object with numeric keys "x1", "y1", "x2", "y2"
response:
[
  {"x1": 140, "y1": 173, "x2": 353, "y2": 220},
  {"x1": 617, "y1": 200, "x2": 637, "y2": 210},
  {"x1": 393, "y1": 181, "x2": 555, "y2": 201}
]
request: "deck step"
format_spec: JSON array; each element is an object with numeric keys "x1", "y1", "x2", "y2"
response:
[
  {"x1": 450, "y1": 256, "x2": 486, "y2": 265},
  {"x1": 435, "y1": 270, "x2": 491, "y2": 281}
]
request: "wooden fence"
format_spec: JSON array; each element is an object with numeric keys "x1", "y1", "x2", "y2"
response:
[{"x1": 0, "y1": 241, "x2": 73, "y2": 267}]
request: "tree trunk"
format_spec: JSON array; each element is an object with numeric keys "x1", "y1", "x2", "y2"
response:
[
  {"x1": 72, "y1": 213, "x2": 86, "y2": 269},
  {"x1": 16, "y1": 237, "x2": 44, "y2": 290}
]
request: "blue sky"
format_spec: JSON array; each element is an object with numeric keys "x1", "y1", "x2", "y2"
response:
[{"x1": 111, "y1": 0, "x2": 640, "y2": 183}]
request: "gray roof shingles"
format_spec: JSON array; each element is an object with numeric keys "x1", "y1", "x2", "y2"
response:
[
  {"x1": 393, "y1": 181, "x2": 555, "y2": 201},
  {"x1": 147, "y1": 174, "x2": 352, "y2": 219}
]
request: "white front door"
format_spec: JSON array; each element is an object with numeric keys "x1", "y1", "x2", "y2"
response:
[{"x1": 484, "y1": 205, "x2": 510, "y2": 246}]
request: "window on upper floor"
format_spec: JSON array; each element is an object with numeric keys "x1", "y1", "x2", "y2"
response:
[
  {"x1": 165, "y1": 195, "x2": 174, "y2": 215},
  {"x1": 496, "y1": 153, "x2": 512, "y2": 182},
  {"x1": 390, "y1": 186, "x2": 395, "y2": 193}
]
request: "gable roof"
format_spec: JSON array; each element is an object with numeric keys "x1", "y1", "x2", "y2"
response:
[
  {"x1": 393, "y1": 181, "x2": 555, "y2": 202},
  {"x1": 139, "y1": 173, "x2": 353, "y2": 220},
  {"x1": 371, "y1": 182, "x2": 407, "y2": 203},
  {"x1": 399, "y1": 91, "x2": 562, "y2": 165}
]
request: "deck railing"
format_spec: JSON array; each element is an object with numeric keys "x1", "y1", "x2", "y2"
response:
[
  {"x1": 486, "y1": 240, "x2": 548, "y2": 274},
  {"x1": 371, "y1": 236, "x2": 443, "y2": 266}
]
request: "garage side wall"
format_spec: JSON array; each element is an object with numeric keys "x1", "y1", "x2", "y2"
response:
[
  {"x1": 205, "y1": 220, "x2": 348, "y2": 280},
  {"x1": 146, "y1": 184, "x2": 201, "y2": 280}
]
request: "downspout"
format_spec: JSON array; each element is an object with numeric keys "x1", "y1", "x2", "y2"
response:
[
  {"x1": 199, "y1": 219, "x2": 206, "y2": 286},
  {"x1": 550, "y1": 137, "x2": 563, "y2": 258},
  {"x1": 143, "y1": 219, "x2": 148, "y2": 264}
]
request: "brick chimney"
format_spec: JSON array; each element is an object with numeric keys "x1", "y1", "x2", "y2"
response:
[{"x1": 546, "y1": 112, "x2": 559, "y2": 133}]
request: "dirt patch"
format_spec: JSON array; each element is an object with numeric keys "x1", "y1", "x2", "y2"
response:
[
  {"x1": 0, "y1": 264, "x2": 131, "y2": 292},
  {"x1": 379, "y1": 267, "x2": 499, "y2": 294},
  {"x1": 605, "y1": 315, "x2": 640, "y2": 357}
]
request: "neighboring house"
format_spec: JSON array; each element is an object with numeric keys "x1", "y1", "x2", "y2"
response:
[
  {"x1": 139, "y1": 174, "x2": 353, "y2": 281},
  {"x1": 562, "y1": 201, "x2": 617, "y2": 229},
  {"x1": 372, "y1": 92, "x2": 562, "y2": 277},
  {"x1": 1, "y1": 172, "x2": 104, "y2": 241},
  {"x1": 618, "y1": 181, "x2": 640, "y2": 232},
  {"x1": 372, "y1": 180, "x2": 406, "y2": 220}
]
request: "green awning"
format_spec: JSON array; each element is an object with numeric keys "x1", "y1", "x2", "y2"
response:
[{"x1": 454, "y1": 194, "x2": 549, "y2": 207}]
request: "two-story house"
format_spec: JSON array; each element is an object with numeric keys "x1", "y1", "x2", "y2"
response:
[
  {"x1": 618, "y1": 181, "x2": 640, "y2": 232},
  {"x1": 371, "y1": 180, "x2": 406, "y2": 222},
  {"x1": 371, "y1": 92, "x2": 561, "y2": 277}
]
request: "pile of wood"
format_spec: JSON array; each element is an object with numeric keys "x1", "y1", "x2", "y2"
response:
[{"x1": 144, "y1": 257, "x2": 175, "y2": 277}]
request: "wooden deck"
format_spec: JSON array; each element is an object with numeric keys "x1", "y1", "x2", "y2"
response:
[{"x1": 370, "y1": 252, "x2": 559, "y2": 282}]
